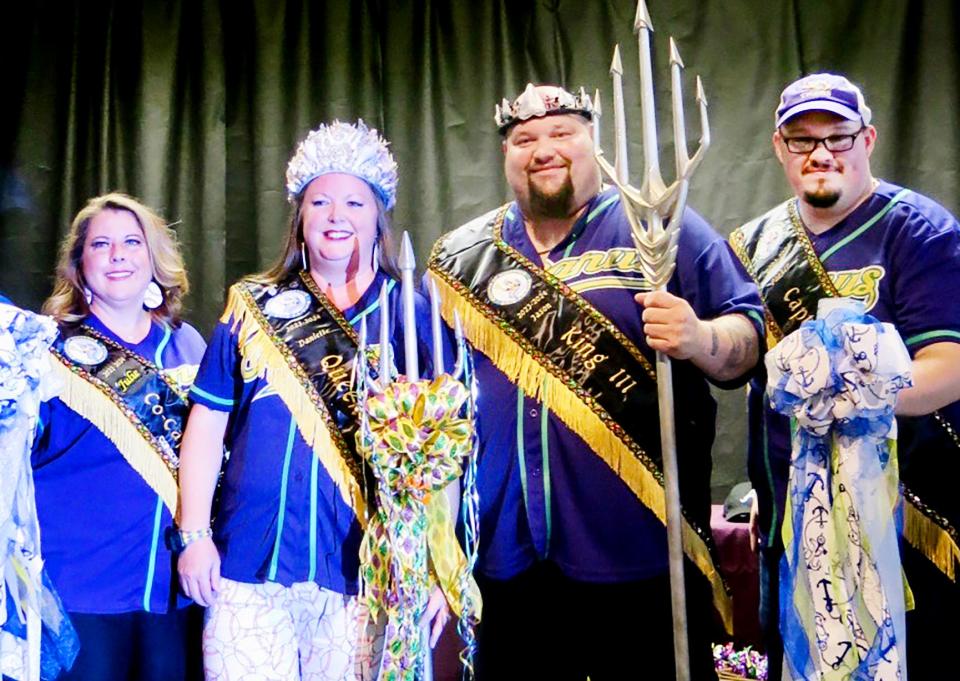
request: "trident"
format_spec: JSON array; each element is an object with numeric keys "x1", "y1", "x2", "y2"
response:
[
  {"x1": 596, "y1": 2, "x2": 710, "y2": 679},
  {"x1": 357, "y1": 231, "x2": 469, "y2": 390},
  {"x1": 356, "y1": 231, "x2": 476, "y2": 681}
]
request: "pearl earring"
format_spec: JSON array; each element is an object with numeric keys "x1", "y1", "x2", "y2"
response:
[{"x1": 143, "y1": 281, "x2": 164, "y2": 310}]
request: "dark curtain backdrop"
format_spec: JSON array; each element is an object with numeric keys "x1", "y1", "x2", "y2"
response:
[{"x1": 3, "y1": 0, "x2": 958, "y2": 499}]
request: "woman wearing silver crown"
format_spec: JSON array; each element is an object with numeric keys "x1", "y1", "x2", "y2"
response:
[
  {"x1": 177, "y1": 120, "x2": 447, "y2": 680},
  {"x1": 33, "y1": 193, "x2": 206, "y2": 679}
]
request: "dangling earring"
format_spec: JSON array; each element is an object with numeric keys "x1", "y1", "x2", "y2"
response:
[
  {"x1": 372, "y1": 240, "x2": 380, "y2": 272},
  {"x1": 143, "y1": 280, "x2": 164, "y2": 310},
  {"x1": 83, "y1": 286, "x2": 93, "y2": 306},
  {"x1": 301, "y1": 242, "x2": 309, "y2": 271}
]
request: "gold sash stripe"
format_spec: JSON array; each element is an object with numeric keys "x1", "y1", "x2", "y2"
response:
[
  {"x1": 50, "y1": 355, "x2": 179, "y2": 515},
  {"x1": 428, "y1": 269, "x2": 734, "y2": 633},
  {"x1": 220, "y1": 284, "x2": 367, "y2": 524}
]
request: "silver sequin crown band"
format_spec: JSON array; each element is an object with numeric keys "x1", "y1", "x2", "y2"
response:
[{"x1": 285, "y1": 119, "x2": 398, "y2": 209}]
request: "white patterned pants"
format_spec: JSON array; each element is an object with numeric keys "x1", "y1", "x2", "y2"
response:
[{"x1": 203, "y1": 578, "x2": 382, "y2": 681}]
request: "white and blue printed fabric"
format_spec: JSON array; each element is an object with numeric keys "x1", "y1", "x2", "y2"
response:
[
  {"x1": 0, "y1": 303, "x2": 78, "y2": 681},
  {"x1": 767, "y1": 300, "x2": 911, "y2": 681}
]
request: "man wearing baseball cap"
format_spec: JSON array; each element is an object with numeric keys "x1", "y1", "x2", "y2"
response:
[
  {"x1": 731, "y1": 73, "x2": 960, "y2": 678},
  {"x1": 429, "y1": 83, "x2": 764, "y2": 679}
]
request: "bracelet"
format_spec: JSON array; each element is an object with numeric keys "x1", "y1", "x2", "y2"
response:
[{"x1": 178, "y1": 527, "x2": 213, "y2": 548}]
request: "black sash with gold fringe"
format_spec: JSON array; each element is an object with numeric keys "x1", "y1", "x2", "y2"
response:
[
  {"x1": 729, "y1": 199, "x2": 833, "y2": 347},
  {"x1": 220, "y1": 272, "x2": 372, "y2": 519},
  {"x1": 50, "y1": 323, "x2": 188, "y2": 514},
  {"x1": 731, "y1": 196, "x2": 960, "y2": 582},
  {"x1": 428, "y1": 206, "x2": 734, "y2": 630}
]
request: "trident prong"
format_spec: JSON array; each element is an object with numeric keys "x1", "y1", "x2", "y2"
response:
[
  {"x1": 609, "y1": 46, "x2": 629, "y2": 185},
  {"x1": 377, "y1": 282, "x2": 397, "y2": 387},
  {"x1": 356, "y1": 314, "x2": 370, "y2": 391},
  {"x1": 593, "y1": 2, "x2": 713, "y2": 680},
  {"x1": 450, "y1": 310, "x2": 467, "y2": 380},
  {"x1": 429, "y1": 278, "x2": 445, "y2": 375},
  {"x1": 633, "y1": 0, "x2": 665, "y2": 197},
  {"x1": 592, "y1": 88, "x2": 602, "y2": 150},
  {"x1": 399, "y1": 231, "x2": 420, "y2": 383},
  {"x1": 669, "y1": 37, "x2": 688, "y2": 169}
]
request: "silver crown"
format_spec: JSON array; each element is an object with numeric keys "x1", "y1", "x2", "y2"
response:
[
  {"x1": 285, "y1": 119, "x2": 398, "y2": 209},
  {"x1": 494, "y1": 83, "x2": 595, "y2": 131}
]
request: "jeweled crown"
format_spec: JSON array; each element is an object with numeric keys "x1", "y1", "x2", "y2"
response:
[
  {"x1": 494, "y1": 83, "x2": 595, "y2": 133},
  {"x1": 285, "y1": 119, "x2": 398, "y2": 209}
]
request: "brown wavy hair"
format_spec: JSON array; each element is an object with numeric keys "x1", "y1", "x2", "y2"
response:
[
  {"x1": 42, "y1": 193, "x2": 189, "y2": 326},
  {"x1": 259, "y1": 187, "x2": 399, "y2": 285}
]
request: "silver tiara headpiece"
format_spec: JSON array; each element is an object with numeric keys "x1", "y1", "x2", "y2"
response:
[
  {"x1": 494, "y1": 83, "x2": 595, "y2": 133},
  {"x1": 285, "y1": 119, "x2": 398, "y2": 209}
]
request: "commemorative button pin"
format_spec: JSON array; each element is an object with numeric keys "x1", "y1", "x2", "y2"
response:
[
  {"x1": 487, "y1": 269, "x2": 533, "y2": 306},
  {"x1": 264, "y1": 289, "x2": 311, "y2": 319},
  {"x1": 63, "y1": 335, "x2": 108, "y2": 366},
  {"x1": 756, "y1": 219, "x2": 788, "y2": 263}
]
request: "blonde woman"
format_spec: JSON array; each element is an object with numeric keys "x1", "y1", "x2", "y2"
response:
[{"x1": 35, "y1": 193, "x2": 205, "y2": 680}]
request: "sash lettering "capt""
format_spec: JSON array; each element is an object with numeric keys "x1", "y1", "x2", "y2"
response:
[{"x1": 783, "y1": 286, "x2": 811, "y2": 323}]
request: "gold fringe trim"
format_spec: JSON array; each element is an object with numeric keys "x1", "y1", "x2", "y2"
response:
[
  {"x1": 429, "y1": 271, "x2": 733, "y2": 633},
  {"x1": 51, "y1": 358, "x2": 178, "y2": 515},
  {"x1": 903, "y1": 498, "x2": 960, "y2": 582},
  {"x1": 221, "y1": 285, "x2": 367, "y2": 523}
]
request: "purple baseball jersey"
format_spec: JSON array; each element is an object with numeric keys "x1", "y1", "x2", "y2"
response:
[
  {"x1": 467, "y1": 187, "x2": 764, "y2": 582},
  {"x1": 33, "y1": 316, "x2": 206, "y2": 614},
  {"x1": 748, "y1": 180, "x2": 960, "y2": 546}
]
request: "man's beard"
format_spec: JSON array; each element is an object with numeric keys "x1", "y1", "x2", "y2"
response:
[
  {"x1": 803, "y1": 187, "x2": 841, "y2": 209},
  {"x1": 527, "y1": 171, "x2": 575, "y2": 219}
]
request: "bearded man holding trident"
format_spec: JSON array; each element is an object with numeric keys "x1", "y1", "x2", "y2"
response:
[{"x1": 427, "y1": 4, "x2": 764, "y2": 678}]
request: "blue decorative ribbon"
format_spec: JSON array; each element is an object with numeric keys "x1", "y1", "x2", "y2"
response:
[
  {"x1": 1, "y1": 303, "x2": 80, "y2": 680},
  {"x1": 766, "y1": 302, "x2": 912, "y2": 681}
]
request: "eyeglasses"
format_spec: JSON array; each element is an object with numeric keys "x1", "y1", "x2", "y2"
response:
[{"x1": 780, "y1": 127, "x2": 865, "y2": 154}]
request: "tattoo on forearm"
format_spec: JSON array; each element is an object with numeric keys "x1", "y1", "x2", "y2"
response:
[
  {"x1": 725, "y1": 323, "x2": 757, "y2": 367},
  {"x1": 710, "y1": 326, "x2": 719, "y2": 357},
  {"x1": 744, "y1": 332, "x2": 757, "y2": 365},
  {"x1": 727, "y1": 328, "x2": 745, "y2": 364}
]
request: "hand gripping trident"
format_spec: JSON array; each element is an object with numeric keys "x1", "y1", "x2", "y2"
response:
[
  {"x1": 596, "y1": 2, "x2": 710, "y2": 679},
  {"x1": 355, "y1": 232, "x2": 481, "y2": 681}
]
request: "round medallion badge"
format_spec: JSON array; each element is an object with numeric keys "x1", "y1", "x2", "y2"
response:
[
  {"x1": 63, "y1": 335, "x2": 108, "y2": 366},
  {"x1": 487, "y1": 269, "x2": 533, "y2": 306},
  {"x1": 264, "y1": 289, "x2": 311, "y2": 319}
]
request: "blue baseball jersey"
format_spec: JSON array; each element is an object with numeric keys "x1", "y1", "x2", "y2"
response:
[
  {"x1": 190, "y1": 271, "x2": 440, "y2": 593},
  {"x1": 469, "y1": 187, "x2": 764, "y2": 582},
  {"x1": 33, "y1": 315, "x2": 206, "y2": 614},
  {"x1": 749, "y1": 180, "x2": 960, "y2": 545}
]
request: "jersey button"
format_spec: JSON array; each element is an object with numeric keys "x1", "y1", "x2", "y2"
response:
[{"x1": 529, "y1": 408, "x2": 538, "y2": 418}]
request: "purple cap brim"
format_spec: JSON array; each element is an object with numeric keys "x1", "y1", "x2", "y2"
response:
[{"x1": 776, "y1": 100, "x2": 861, "y2": 128}]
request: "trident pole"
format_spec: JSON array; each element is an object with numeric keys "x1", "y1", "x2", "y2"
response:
[{"x1": 594, "y1": 2, "x2": 712, "y2": 679}]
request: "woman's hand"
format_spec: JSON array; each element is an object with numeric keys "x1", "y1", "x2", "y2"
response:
[
  {"x1": 420, "y1": 586, "x2": 451, "y2": 648},
  {"x1": 178, "y1": 537, "x2": 221, "y2": 607}
]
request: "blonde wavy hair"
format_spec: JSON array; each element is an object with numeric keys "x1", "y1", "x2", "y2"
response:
[{"x1": 43, "y1": 193, "x2": 189, "y2": 327}]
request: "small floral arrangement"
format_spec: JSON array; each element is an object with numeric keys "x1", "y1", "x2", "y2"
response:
[{"x1": 713, "y1": 642, "x2": 768, "y2": 680}]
